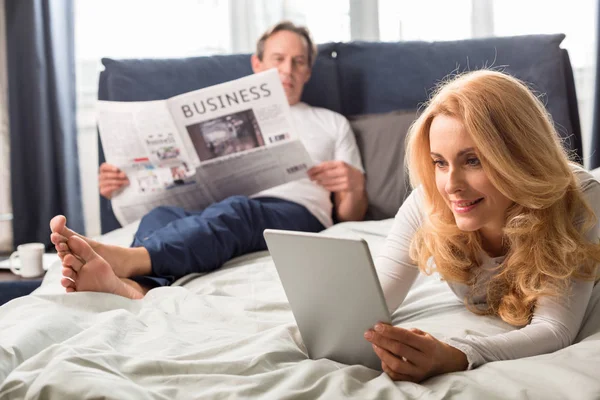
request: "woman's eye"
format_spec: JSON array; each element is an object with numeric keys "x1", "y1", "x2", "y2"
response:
[
  {"x1": 466, "y1": 157, "x2": 481, "y2": 166},
  {"x1": 432, "y1": 160, "x2": 446, "y2": 168}
]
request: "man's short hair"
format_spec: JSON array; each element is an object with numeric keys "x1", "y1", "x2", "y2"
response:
[{"x1": 255, "y1": 21, "x2": 318, "y2": 67}]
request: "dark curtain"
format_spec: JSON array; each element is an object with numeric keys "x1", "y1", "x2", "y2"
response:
[
  {"x1": 6, "y1": 0, "x2": 83, "y2": 247},
  {"x1": 591, "y1": 0, "x2": 600, "y2": 169}
]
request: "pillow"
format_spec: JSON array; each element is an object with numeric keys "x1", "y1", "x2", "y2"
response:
[{"x1": 349, "y1": 109, "x2": 418, "y2": 221}]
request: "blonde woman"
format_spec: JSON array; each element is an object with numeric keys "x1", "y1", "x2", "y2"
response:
[{"x1": 364, "y1": 70, "x2": 600, "y2": 382}]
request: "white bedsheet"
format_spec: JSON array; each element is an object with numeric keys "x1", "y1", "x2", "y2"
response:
[{"x1": 1, "y1": 220, "x2": 599, "y2": 399}]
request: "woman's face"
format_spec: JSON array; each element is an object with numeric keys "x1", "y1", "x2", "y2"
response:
[{"x1": 429, "y1": 114, "x2": 513, "y2": 243}]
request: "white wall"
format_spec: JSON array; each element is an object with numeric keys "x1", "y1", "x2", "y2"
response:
[{"x1": 0, "y1": 0, "x2": 13, "y2": 252}]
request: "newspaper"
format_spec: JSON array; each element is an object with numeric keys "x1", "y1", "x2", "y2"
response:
[{"x1": 97, "y1": 69, "x2": 313, "y2": 226}]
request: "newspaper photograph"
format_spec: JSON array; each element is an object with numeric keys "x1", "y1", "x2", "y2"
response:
[{"x1": 97, "y1": 69, "x2": 313, "y2": 226}]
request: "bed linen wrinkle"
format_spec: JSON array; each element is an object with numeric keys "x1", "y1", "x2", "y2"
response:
[{"x1": 0, "y1": 220, "x2": 599, "y2": 399}]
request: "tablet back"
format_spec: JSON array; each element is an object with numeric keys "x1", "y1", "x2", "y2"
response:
[{"x1": 263, "y1": 229, "x2": 391, "y2": 371}]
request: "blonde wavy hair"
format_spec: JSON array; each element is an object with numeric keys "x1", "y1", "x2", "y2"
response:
[{"x1": 406, "y1": 70, "x2": 600, "y2": 326}]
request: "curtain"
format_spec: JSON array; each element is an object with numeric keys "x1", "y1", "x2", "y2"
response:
[
  {"x1": 6, "y1": 0, "x2": 83, "y2": 246},
  {"x1": 0, "y1": 0, "x2": 10, "y2": 252},
  {"x1": 591, "y1": 0, "x2": 600, "y2": 169}
]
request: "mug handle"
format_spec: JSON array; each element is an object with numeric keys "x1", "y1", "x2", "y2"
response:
[{"x1": 9, "y1": 251, "x2": 22, "y2": 276}]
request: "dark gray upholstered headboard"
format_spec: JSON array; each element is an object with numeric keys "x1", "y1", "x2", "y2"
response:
[{"x1": 98, "y1": 34, "x2": 582, "y2": 233}]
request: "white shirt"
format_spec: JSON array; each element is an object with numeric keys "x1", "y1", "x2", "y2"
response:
[
  {"x1": 252, "y1": 102, "x2": 364, "y2": 228},
  {"x1": 376, "y1": 164, "x2": 599, "y2": 368}
]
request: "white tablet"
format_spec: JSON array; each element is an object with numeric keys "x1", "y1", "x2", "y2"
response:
[{"x1": 263, "y1": 229, "x2": 391, "y2": 371}]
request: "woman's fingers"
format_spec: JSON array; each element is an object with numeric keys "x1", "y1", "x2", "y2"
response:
[
  {"x1": 373, "y1": 324, "x2": 429, "y2": 351},
  {"x1": 372, "y1": 344, "x2": 420, "y2": 379},
  {"x1": 367, "y1": 324, "x2": 468, "y2": 381},
  {"x1": 381, "y1": 361, "x2": 414, "y2": 382},
  {"x1": 366, "y1": 330, "x2": 427, "y2": 365}
]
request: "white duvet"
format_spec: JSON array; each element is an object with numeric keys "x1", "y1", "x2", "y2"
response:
[{"x1": 1, "y1": 220, "x2": 599, "y2": 399}]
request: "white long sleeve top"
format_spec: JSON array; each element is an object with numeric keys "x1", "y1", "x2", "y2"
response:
[{"x1": 375, "y1": 165, "x2": 599, "y2": 368}]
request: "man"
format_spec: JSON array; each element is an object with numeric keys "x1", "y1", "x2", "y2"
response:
[{"x1": 50, "y1": 21, "x2": 367, "y2": 299}]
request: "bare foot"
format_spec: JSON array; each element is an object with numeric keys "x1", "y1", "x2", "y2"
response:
[
  {"x1": 50, "y1": 215, "x2": 150, "y2": 278},
  {"x1": 60, "y1": 236, "x2": 144, "y2": 299}
]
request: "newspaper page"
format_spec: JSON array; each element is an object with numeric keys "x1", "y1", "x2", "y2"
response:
[
  {"x1": 166, "y1": 69, "x2": 313, "y2": 200},
  {"x1": 97, "y1": 101, "x2": 215, "y2": 226},
  {"x1": 97, "y1": 69, "x2": 313, "y2": 226}
]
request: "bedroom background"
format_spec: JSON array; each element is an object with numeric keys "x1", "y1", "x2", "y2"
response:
[{"x1": 0, "y1": 0, "x2": 598, "y2": 251}]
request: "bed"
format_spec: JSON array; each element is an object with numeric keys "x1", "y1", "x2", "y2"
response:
[
  {"x1": 1, "y1": 219, "x2": 599, "y2": 399},
  {"x1": 1, "y1": 34, "x2": 595, "y2": 398}
]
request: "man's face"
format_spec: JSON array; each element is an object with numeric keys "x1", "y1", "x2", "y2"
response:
[{"x1": 251, "y1": 30, "x2": 312, "y2": 105}]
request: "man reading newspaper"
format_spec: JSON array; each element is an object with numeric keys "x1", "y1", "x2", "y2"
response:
[{"x1": 50, "y1": 21, "x2": 367, "y2": 299}]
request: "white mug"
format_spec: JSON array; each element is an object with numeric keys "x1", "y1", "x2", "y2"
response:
[{"x1": 9, "y1": 243, "x2": 46, "y2": 278}]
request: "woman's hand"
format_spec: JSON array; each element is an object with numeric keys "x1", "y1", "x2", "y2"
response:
[
  {"x1": 364, "y1": 323, "x2": 468, "y2": 382},
  {"x1": 99, "y1": 162, "x2": 129, "y2": 199}
]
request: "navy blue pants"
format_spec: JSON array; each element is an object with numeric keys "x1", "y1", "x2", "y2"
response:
[{"x1": 130, "y1": 196, "x2": 324, "y2": 288}]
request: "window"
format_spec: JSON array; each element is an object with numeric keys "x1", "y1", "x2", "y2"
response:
[
  {"x1": 378, "y1": 0, "x2": 596, "y2": 165},
  {"x1": 76, "y1": 1, "x2": 596, "y2": 235},
  {"x1": 493, "y1": 0, "x2": 597, "y2": 163},
  {"x1": 379, "y1": 1, "x2": 473, "y2": 42},
  {"x1": 285, "y1": 0, "x2": 351, "y2": 43},
  {"x1": 75, "y1": 0, "x2": 350, "y2": 235}
]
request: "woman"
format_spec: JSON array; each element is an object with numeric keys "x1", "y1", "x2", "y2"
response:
[{"x1": 364, "y1": 70, "x2": 600, "y2": 382}]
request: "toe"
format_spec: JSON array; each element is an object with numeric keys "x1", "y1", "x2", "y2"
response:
[
  {"x1": 50, "y1": 215, "x2": 81, "y2": 242},
  {"x1": 56, "y1": 249, "x2": 71, "y2": 261},
  {"x1": 50, "y1": 232, "x2": 68, "y2": 246},
  {"x1": 66, "y1": 287, "x2": 76, "y2": 293},
  {"x1": 61, "y1": 277, "x2": 75, "y2": 288},
  {"x1": 50, "y1": 215, "x2": 67, "y2": 234},
  {"x1": 62, "y1": 266, "x2": 77, "y2": 279},
  {"x1": 63, "y1": 254, "x2": 84, "y2": 272},
  {"x1": 67, "y1": 236, "x2": 98, "y2": 264},
  {"x1": 56, "y1": 242, "x2": 70, "y2": 254}
]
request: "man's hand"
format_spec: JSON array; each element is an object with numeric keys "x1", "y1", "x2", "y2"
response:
[
  {"x1": 308, "y1": 161, "x2": 367, "y2": 221},
  {"x1": 364, "y1": 324, "x2": 468, "y2": 382},
  {"x1": 99, "y1": 162, "x2": 129, "y2": 199},
  {"x1": 307, "y1": 161, "x2": 364, "y2": 194}
]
